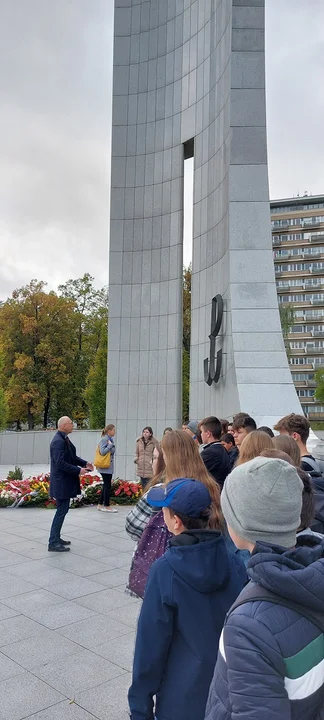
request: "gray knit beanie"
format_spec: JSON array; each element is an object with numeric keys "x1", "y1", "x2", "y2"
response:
[{"x1": 221, "y1": 457, "x2": 303, "y2": 549}]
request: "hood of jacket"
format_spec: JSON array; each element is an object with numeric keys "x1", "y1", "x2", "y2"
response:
[
  {"x1": 248, "y1": 535, "x2": 324, "y2": 614},
  {"x1": 166, "y1": 530, "x2": 231, "y2": 593}
]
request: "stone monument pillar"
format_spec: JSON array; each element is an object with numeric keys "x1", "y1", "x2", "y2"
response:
[{"x1": 108, "y1": 0, "x2": 303, "y2": 480}]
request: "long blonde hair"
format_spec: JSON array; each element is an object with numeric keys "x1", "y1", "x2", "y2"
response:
[
  {"x1": 160, "y1": 430, "x2": 223, "y2": 530},
  {"x1": 237, "y1": 430, "x2": 273, "y2": 465}
]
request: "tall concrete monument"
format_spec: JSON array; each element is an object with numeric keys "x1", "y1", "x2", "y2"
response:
[{"x1": 107, "y1": 0, "x2": 303, "y2": 479}]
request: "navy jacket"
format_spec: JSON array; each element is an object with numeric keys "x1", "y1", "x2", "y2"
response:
[
  {"x1": 128, "y1": 530, "x2": 247, "y2": 720},
  {"x1": 205, "y1": 537, "x2": 324, "y2": 720},
  {"x1": 49, "y1": 431, "x2": 86, "y2": 500},
  {"x1": 200, "y1": 442, "x2": 231, "y2": 488}
]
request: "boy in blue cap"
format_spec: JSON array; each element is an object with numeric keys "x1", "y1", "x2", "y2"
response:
[{"x1": 128, "y1": 478, "x2": 246, "y2": 720}]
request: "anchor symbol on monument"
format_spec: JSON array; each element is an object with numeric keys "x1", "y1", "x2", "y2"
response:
[{"x1": 204, "y1": 295, "x2": 223, "y2": 386}]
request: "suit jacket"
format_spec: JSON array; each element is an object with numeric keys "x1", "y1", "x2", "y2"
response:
[{"x1": 49, "y1": 431, "x2": 86, "y2": 500}]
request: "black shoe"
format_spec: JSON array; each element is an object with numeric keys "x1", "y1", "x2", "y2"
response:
[
  {"x1": 60, "y1": 539, "x2": 71, "y2": 546},
  {"x1": 48, "y1": 544, "x2": 70, "y2": 552}
]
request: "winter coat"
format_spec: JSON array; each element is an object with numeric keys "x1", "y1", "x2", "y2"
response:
[
  {"x1": 49, "y1": 431, "x2": 86, "y2": 500},
  {"x1": 96, "y1": 434, "x2": 116, "y2": 475},
  {"x1": 134, "y1": 436, "x2": 158, "y2": 479},
  {"x1": 200, "y1": 441, "x2": 231, "y2": 488},
  {"x1": 205, "y1": 536, "x2": 324, "y2": 720},
  {"x1": 128, "y1": 530, "x2": 247, "y2": 720}
]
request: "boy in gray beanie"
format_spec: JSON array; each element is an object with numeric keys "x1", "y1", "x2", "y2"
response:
[
  {"x1": 205, "y1": 457, "x2": 324, "y2": 720},
  {"x1": 221, "y1": 456, "x2": 303, "y2": 549}
]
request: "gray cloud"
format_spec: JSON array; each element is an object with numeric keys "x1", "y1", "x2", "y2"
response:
[
  {"x1": 0, "y1": 1, "x2": 323, "y2": 299},
  {"x1": 0, "y1": 0, "x2": 113, "y2": 299},
  {"x1": 266, "y1": 0, "x2": 324, "y2": 199}
]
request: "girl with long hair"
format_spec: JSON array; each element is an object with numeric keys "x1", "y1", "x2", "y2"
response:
[
  {"x1": 126, "y1": 431, "x2": 225, "y2": 599},
  {"x1": 272, "y1": 433, "x2": 301, "y2": 467},
  {"x1": 237, "y1": 430, "x2": 273, "y2": 466},
  {"x1": 160, "y1": 430, "x2": 223, "y2": 530}
]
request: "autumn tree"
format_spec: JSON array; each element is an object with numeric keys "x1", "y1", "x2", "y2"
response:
[
  {"x1": 0, "y1": 281, "x2": 77, "y2": 429},
  {"x1": 58, "y1": 273, "x2": 108, "y2": 426},
  {"x1": 84, "y1": 317, "x2": 108, "y2": 429},
  {"x1": 0, "y1": 347, "x2": 8, "y2": 430}
]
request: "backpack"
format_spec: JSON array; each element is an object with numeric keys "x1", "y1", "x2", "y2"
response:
[
  {"x1": 227, "y1": 582, "x2": 324, "y2": 633},
  {"x1": 299, "y1": 456, "x2": 324, "y2": 534},
  {"x1": 302, "y1": 455, "x2": 324, "y2": 478},
  {"x1": 127, "y1": 510, "x2": 173, "y2": 599}
]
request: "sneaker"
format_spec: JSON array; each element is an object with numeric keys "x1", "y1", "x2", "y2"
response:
[
  {"x1": 97, "y1": 504, "x2": 103, "y2": 511},
  {"x1": 101, "y1": 507, "x2": 118, "y2": 513},
  {"x1": 48, "y1": 544, "x2": 70, "y2": 552}
]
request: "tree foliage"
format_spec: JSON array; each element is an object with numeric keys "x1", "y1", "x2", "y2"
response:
[
  {"x1": 279, "y1": 303, "x2": 295, "y2": 359},
  {"x1": 0, "y1": 275, "x2": 108, "y2": 429},
  {"x1": 84, "y1": 318, "x2": 108, "y2": 429},
  {"x1": 315, "y1": 369, "x2": 324, "y2": 405}
]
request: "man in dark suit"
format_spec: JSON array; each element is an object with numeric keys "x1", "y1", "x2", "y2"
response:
[{"x1": 48, "y1": 416, "x2": 93, "y2": 552}]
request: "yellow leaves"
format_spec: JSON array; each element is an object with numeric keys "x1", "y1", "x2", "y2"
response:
[{"x1": 14, "y1": 354, "x2": 33, "y2": 372}]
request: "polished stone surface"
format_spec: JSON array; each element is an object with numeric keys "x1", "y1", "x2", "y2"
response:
[{"x1": 0, "y1": 506, "x2": 139, "y2": 720}]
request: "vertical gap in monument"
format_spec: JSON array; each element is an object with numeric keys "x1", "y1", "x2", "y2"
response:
[{"x1": 182, "y1": 139, "x2": 194, "y2": 423}]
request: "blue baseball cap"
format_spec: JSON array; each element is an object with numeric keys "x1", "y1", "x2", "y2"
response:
[{"x1": 147, "y1": 478, "x2": 211, "y2": 518}]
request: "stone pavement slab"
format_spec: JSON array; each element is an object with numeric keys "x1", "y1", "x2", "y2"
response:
[{"x1": 0, "y1": 505, "x2": 138, "y2": 719}]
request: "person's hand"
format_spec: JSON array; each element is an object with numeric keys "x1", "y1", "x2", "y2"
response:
[
  {"x1": 86, "y1": 462, "x2": 94, "y2": 471},
  {"x1": 80, "y1": 468, "x2": 88, "y2": 476}
]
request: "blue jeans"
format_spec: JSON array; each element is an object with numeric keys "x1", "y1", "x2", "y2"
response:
[{"x1": 49, "y1": 498, "x2": 70, "y2": 546}]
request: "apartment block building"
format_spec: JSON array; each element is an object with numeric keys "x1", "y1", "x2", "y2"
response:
[{"x1": 271, "y1": 195, "x2": 324, "y2": 420}]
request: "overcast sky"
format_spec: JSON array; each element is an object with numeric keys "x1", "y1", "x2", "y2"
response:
[{"x1": 0, "y1": 0, "x2": 323, "y2": 300}]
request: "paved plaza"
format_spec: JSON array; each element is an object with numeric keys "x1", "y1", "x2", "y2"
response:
[{"x1": 0, "y1": 505, "x2": 140, "y2": 720}]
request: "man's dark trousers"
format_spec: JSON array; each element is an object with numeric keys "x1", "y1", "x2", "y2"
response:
[{"x1": 49, "y1": 498, "x2": 70, "y2": 547}]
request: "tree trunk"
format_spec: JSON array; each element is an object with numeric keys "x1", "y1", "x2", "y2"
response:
[
  {"x1": 27, "y1": 403, "x2": 34, "y2": 430},
  {"x1": 43, "y1": 389, "x2": 50, "y2": 428}
]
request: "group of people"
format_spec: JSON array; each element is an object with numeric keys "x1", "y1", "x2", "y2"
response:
[
  {"x1": 46, "y1": 412, "x2": 324, "y2": 719},
  {"x1": 126, "y1": 413, "x2": 324, "y2": 720}
]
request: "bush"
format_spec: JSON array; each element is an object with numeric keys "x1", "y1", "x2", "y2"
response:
[{"x1": 7, "y1": 466, "x2": 23, "y2": 481}]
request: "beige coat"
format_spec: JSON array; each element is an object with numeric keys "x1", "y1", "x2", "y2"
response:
[{"x1": 134, "y1": 436, "x2": 158, "y2": 479}]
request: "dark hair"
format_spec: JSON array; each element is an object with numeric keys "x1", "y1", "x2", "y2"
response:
[
  {"x1": 102, "y1": 424, "x2": 115, "y2": 436},
  {"x1": 220, "y1": 419, "x2": 229, "y2": 435},
  {"x1": 273, "y1": 413, "x2": 310, "y2": 444},
  {"x1": 258, "y1": 426, "x2": 274, "y2": 438},
  {"x1": 163, "y1": 427, "x2": 173, "y2": 435},
  {"x1": 142, "y1": 426, "x2": 153, "y2": 436},
  {"x1": 199, "y1": 416, "x2": 222, "y2": 440},
  {"x1": 232, "y1": 413, "x2": 257, "y2": 432},
  {"x1": 221, "y1": 433, "x2": 235, "y2": 446},
  {"x1": 168, "y1": 507, "x2": 210, "y2": 530},
  {"x1": 297, "y1": 468, "x2": 315, "y2": 530}
]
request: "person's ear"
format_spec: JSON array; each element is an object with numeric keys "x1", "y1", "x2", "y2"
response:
[{"x1": 172, "y1": 514, "x2": 182, "y2": 532}]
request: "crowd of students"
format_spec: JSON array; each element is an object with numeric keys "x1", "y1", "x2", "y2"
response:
[{"x1": 126, "y1": 412, "x2": 324, "y2": 720}]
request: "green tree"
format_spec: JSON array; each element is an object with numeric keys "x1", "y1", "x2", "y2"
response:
[
  {"x1": 84, "y1": 319, "x2": 108, "y2": 429},
  {"x1": 315, "y1": 368, "x2": 324, "y2": 404},
  {"x1": 279, "y1": 303, "x2": 295, "y2": 359},
  {"x1": 58, "y1": 274, "x2": 108, "y2": 426},
  {"x1": 182, "y1": 265, "x2": 191, "y2": 421},
  {"x1": 0, "y1": 347, "x2": 8, "y2": 430}
]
